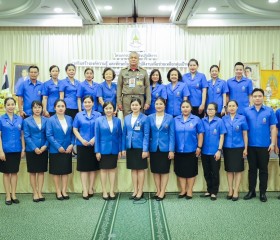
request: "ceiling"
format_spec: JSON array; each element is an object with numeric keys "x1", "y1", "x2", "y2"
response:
[{"x1": 0, "y1": 0, "x2": 280, "y2": 27}]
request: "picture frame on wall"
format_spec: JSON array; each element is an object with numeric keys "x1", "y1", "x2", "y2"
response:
[
  {"x1": 243, "y1": 62, "x2": 261, "y2": 89},
  {"x1": 12, "y1": 63, "x2": 34, "y2": 94}
]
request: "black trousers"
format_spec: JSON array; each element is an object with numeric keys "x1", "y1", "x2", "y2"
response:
[
  {"x1": 191, "y1": 107, "x2": 204, "y2": 119},
  {"x1": 247, "y1": 147, "x2": 269, "y2": 194},
  {"x1": 201, "y1": 154, "x2": 221, "y2": 195}
]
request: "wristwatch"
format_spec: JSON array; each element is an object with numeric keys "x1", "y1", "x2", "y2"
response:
[{"x1": 218, "y1": 149, "x2": 222, "y2": 152}]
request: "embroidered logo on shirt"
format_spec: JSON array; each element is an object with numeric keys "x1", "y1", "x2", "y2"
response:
[
  {"x1": 156, "y1": 93, "x2": 159, "y2": 97},
  {"x1": 262, "y1": 118, "x2": 267, "y2": 124},
  {"x1": 235, "y1": 125, "x2": 240, "y2": 131},
  {"x1": 18, "y1": 124, "x2": 21, "y2": 130},
  {"x1": 213, "y1": 129, "x2": 217, "y2": 135},
  {"x1": 177, "y1": 91, "x2": 180, "y2": 96},
  {"x1": 242, "y1": 86, "x2": 246, "y2": 92},
  {"x1": 216, "y1": 87, "x2": 221, "y2": 93},
  {"x1": 38, "y1": 90, "x2": 41, "y2": 95},
  {"x1": 196, "y1": 83, "x2": 200, "y2": 88},
  {"x1": 189, "y1": 123, "x2": 194, "y2": 129}
]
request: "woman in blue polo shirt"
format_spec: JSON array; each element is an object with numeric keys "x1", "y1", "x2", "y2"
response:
[
  {"x1": 46, "y1": 99, "x2": 74, "y2": 201},
  {"x1": 0, "y1": 97, "x2": 25, "y2": 205},
  {"x1": 182, "y1": 59, "x2": 208, "y2": 118},
  {"x1": 206, "y1": 65, "x2": 228, "y2": 117},
  {"x1": 222, "y1": 100, "x2": 248, "y2": 201},
  {"x1": 145, "y1": 69, "x2": 167, "y2": 115},
  {"x1": 122, "y1": 98, "x2": 149, "y2": 201},
  {"x1": 201, "y1": 102, "x2": 226, "y2": 200},
  {"x1": 174, "y1": 100, "x2": 204, "y2": 199},
  {"x1": 23, "y1": 101, "x2": 48, "y2": 202},
  {"x1": 73, "y1": 95, "x2": 101, "y2": 200},
  {"x1": 42, "y1": 65, "x2": 61, "y2": 117},
  {"x1": 77, "y1": 68, "x2": 99, "y2": 113},
  {"x1": 97, "y1": 67, "x2": 117, "y2": 114},
  {"x1": 147, "y1": 97, "x2": 175, "y2": 201},
  {"x1": 59, "y1": 63, "x2": 80, "y2": 119},
  {"x1": 95, "y1": 102, "x2": 122, "y2": 200},
  {"x1": 166, "y1": 68, "x2": 190, "y2": 117}
]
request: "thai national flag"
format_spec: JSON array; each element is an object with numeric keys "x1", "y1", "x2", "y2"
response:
[{"x1": 2, "y1": 61, "x2": 9, "y2": 91}]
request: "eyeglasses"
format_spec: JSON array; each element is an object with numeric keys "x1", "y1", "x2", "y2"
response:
[{"x1": 207, "y1": 108, "x2": 215, "y2": 111}]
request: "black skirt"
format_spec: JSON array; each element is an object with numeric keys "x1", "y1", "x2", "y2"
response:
[
  {"x1": 174, "y1": 152, "x2": 198, "y2": 178},
  {"x1": 49, "y1": 153, "x2": 72, "y2": 175},
  {"x1": 0, "y1": 152, "x2": 21, "y2": 173},
  {"x1": 150, "y1": 150, "x2": 171, "y2": 174},
  {"x1": 99, "y1": 154, "x2": 118, "y2": 169},
  {"x1": 77, "y1": 145, "x2": 100, "y2": 171},
  {"x1": 126, "y1": 148, "x2": 147, "y2": 170},
  {"x1": 223, "y1": 147, "x2": 244, "y2": 172},
  {"x1": 65, "y1": 108, "x2": 78, "y2": 120},
  {"x1": 26, "y1": 151, "x2": 48, "y2": 173}
]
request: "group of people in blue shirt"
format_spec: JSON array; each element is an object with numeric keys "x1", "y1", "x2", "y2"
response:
[{"x1": 0, "y1": 59, "x2": 279, "y2": 205}]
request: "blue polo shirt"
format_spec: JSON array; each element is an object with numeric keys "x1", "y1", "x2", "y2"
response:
[
  {"x1": 76, "y1": 80, "x2": 99, "y2": 111},
  {"x1": 0, "y1": 114, "x2": 23, "y2": 153},
  {"x1": 276, "y1": 109, "x2": 280, "y2": 147},
  {"x1": 182, "y1": 72, "x2": 208, "y2": 107},
  {"x1": 42, "y1": 79, "x2": 61, "y2": 112},
  {"x1": 244, "y1": 105, "x2": 277, "y2": 147},
  {"x1": 16, "y1": 79, "x2": 43, "y2": 116},
  {"x1": 73, "y1": 110, "x2": 101, "y2": 146},
  {"x1": 166, "y1": 82, "x2": 190, "y2": 117},
  {"x1": 222, "y1": 114, "x2": 248, "y2": 148},
  {"x1": 202, "y1": 116, "x2": 227, "y2": 155},
  {"x1": 227, "y1": 77, "x2": 253, "y2": 114},
  {"x1": 174, "y1": 114, "x2": 204, "y2": 153},
  {"x1": 145, "y1": 83, "x2": 167, "y2": 115},
  {"x1": 96, "y1": 81, "x2": 117, "y2": 112},
  {"x1": 59, "y1": 77, "x2": 80, "y2": 110},
  {"x1": 207, "y1": 78, "x2": 228, "y2": 113}
]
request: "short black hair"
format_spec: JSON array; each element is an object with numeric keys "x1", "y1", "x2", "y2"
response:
[
  {"x1": 28, "y1": 65, "x2": 39, "y2": 72},
  {"x1": 65, "y1": 63, "x2": 76, "y2": 71},
  {"x1": 102, "y1": 67, "x2": 116, "y2": 80},
  {"x1": 167, "y1": 68, "x2": 182, "y2": 82},
  {"x1": 234, "y1": 62, "x2": 244, "y2": 68},
  {"x1": 54, "y1": 99, "x2": 67, "y2": 108},
  {"x1": 210, "y1": 65, "x2": 219, "y2": 72},
  {"x1": 103, "y1": 101, "x2": 115, "y2": 111},
  {"x1": 251, "y1": 88, "x2": 264, "y2": 96}
]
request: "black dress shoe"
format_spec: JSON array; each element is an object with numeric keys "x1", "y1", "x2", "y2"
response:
[
  {"x1": 39, "y1": 197, "x2": 45, "y2": 202},
  {"x1": 278, "y1": 195, "x2": 280, "y2": 200},
  {"x1": 33, "y1": 198, "x2": 40, "y2": 203},
  {"x1": 200, "y1": 193, "x2": 210, "y2": 198},
  {"x1": 185, "y1": 195, "x2": 192, "y2": 200},
  {"x1": 62, "y1": 194, "x2": 70, "y2": 200},
  {"x1": 210, "y1": 195, "x2": 217, "y2": 201},
  {"x1": 134, "y1": 193, "x2": 144, "y2": 201},
  {"x1": 178, "y1": 193, "x2": 186, "y2": 198},
  {"x1": 5, "y1": 200, "x2": 12, "y2": 205},
  {"x1": 56, "y1": 194, "x2": 64, "y2": 201},
  {"x1": 88, "y1": 193, "x2": 94, "y2": 198},
  {"x1": 109, "y1": 193, "x2": 117, "y2": 200},
  {"x1": 83, "y1": 196, "x2": 89, "y2": 200},
  {"x1": 151, "y1": 195, "x2": 158, "y2": 200},
  {"x1": 129, "y1": 194, "x2": 137, "y2": 200},
  {"x1": 156, "y1": 195, "x2": 165, "y2": 201},
  {"x1": 11, "y1": 198, "x2": 20, "y2": 204},
  {"x1": 243, "y1": 191, "x2": 256, "y2": 200},
  {"x1": 102, "y1": 196, "x2": 109, "y2": 201},
  {"x1": 232, "y1": 196, "x2": 239, "y2": 201},
  {"x1": 226, "y1": 195, "x2": 233, "y2": 200},
  {"x1": 260, "y1": 194, "x2": 267, "y2": 202}
]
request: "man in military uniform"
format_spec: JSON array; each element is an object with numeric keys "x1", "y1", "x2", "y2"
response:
[{"x1": 117, "y1": 51, "x2": 151, "y2": 116}]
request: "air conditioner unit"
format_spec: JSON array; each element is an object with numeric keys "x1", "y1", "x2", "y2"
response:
[
  {"x1": 70, "y1": 0, "x2": 102, "y2": 24},
  {"x1": 170, "y1": 0, "x2": 202, "y2": 24}
]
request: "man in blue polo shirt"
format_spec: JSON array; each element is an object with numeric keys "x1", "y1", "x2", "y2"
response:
[
  {"x1": 243, "y1": 88, "x2": 277, "y2": 202},
  {"x1": 17, "y1": 65, "x2": 43, "y2": 118},
  {"x1": 227, "y1": 62, "x2": 253, "y2": 115}
]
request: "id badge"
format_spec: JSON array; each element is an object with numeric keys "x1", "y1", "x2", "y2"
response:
[
  {"x1": 129, "y1": 78, "x2": 136, "y2": 88},
  {"x1": 135, "y1": 126, "x2": 141, "y2": 131},
  {"x1": 136, "y1": 80, "x2": 143, "y2": 86}
]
